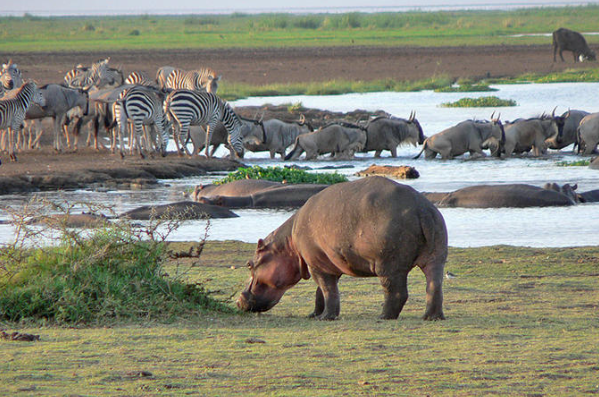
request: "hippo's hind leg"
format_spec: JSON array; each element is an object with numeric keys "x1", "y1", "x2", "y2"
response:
[
  {"x1": 421, "y1": 263, "x2": 445, "y2": 321},
  {"x1": 309, "y1": 269, "x2": 341, "y2": 320},
  {"x1": 378, "y1": 272, "x2": 409, "y2": 319}
]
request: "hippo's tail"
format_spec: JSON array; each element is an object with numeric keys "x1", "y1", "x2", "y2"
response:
[
  {"x1": 417, "y1": 209, "x2": 448, "y2": 269},
  {"x1": 413, "y1": 139, "x2": 429, "y2": 159}
]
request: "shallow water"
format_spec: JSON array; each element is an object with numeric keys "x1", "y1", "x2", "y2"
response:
[{"x1": 1, "y1": 83, "x2": 598, "y2": 248}]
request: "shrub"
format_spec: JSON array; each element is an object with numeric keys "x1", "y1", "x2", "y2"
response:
[
  {"x1": 0, "y1": 199, "x2": 229, "y2": 325},
  {"x1": 441, "y1": 96, "x2": 517, "y2": 107},
  {"x1": 215, "y1": 166, "x2": 348, "y2": 185}
]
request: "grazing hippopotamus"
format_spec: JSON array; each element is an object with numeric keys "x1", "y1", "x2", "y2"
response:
[
  {"x1": 237, "y1": 176, "x2": 448, "y2": 321},
  {"x1": 428, "y1": 184, "x2": 578, "y2": 208},
  {"x1": 119, "y1": 201, "x2": 238, "y2": 220},
  {"x1": 199, "y1": 183, "x2": 329, "y2": 209}
]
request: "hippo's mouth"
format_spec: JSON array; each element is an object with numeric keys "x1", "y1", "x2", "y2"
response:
[{"x1": 237, "y1": 290, "x2": 280, "y2": 312}]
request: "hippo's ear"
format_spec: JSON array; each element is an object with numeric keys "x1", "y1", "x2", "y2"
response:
[{"x1": 257, "y1": 239, "x2": 265, "y2": 251}]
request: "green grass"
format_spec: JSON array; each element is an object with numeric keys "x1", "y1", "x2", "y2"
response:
[
  {"x1": 1, "y1": 242, "x2": 598, "y2": 395},
  {"x1": 2, "y1": 6, "x2": 599, "y2": 52},
  {"x1": 556, "y1": 159, "x2": 591, "y2": 167},
  {"x1": 441, "y1": 96, "x2": 517, "y2": 107},
  {"x1": 214, "y1": 166, "x2": 348, "y2": 185}
]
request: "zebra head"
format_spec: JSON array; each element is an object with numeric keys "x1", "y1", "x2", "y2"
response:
[{"x1": 1, "y1": 60, "x2": 23, "y2": 90}]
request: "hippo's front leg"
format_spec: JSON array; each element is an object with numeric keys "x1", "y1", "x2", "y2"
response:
[
  {"x1": 308, "y1": 286, "x2": 325, "y2": 318},
  {"x1": 309, "y1": 270, "x2": 341, "y2": 320},
  {"x1": 379, "y1": 273, "x2": 409, "y2": 319}
]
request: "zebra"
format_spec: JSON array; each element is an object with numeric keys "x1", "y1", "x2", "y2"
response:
[
  {"x1": 64, "y1": 58, "x2": 110, "y2": 89},
  {"x1": 0, "y1": 60, "x2": 23, "y2": 92},
  {"x1": 164, "y1": 68, "x2": 221, "y2": 94},
  {"x1": 125, "y1": 71, "x2": 156, "y2": 87},
  {"x1": 114, "y1": 85, "x2": 170, "y2": 158},
  {"x1": 0, "y1": 81, "x2": 45, "y2": 161},
  {"x1": 164, "y1": 89, "x2": 244, "y2": 158}
]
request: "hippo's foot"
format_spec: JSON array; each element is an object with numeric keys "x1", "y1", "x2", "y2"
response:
[
  {"x1": 422, "y1": 312, "x2": 445, "y2": 321},
  {"x1": 378, "y1": 312, "x2": 400, "y2": 320},
  {"x1": 310, "y1": 312, "x2": 338, "y2": 321}
]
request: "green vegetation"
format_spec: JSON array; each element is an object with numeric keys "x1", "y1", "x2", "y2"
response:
[
  {"x1": 556, "y1": 159, "x2": 591, "y2": 166},
  {"x1": 218, "y1": 75, "x2": 453, "y2": 100},
  {"x1": 434, "y1": 78, "x2": 497, "y2": 92},
  {"x1": 0, "y1": 201, "x2": 229, "y2": 325},
  {"x1": 1, "y1": 243, "x2": 598, "y2": 395},
  {"x1": 441, "y1": 96, "x2": 517, "y2": 107},
  {"x1": 214, "y1": 166, "x2": 348, "y2": 185},
  {"x1": 2, "y1": 5, "x2": 599, "y2": 52},
  {"x1": 491, "y1": 67, "x2": 599, "y2": 84}
]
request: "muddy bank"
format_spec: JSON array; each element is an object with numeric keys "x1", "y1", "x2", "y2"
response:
[{"x1": 0, "y1": 149, "x2": 241, "y2": 195}]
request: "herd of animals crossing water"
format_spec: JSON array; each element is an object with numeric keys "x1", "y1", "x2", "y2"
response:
[{"x1": 1, "y1": 53, "x2": 599, "y2": 163}]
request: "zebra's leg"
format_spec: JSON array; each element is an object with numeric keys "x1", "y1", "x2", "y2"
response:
[
  {"x1": 134, "y1": 121, "x2": 146, "y2": 159},
  {"x1": 204, "y1": 123, "x2": 215, "y2": 158},
  {"x1": 8, "y1": 127, "x2": 17, "y2": 162},
  {"x1": 116, "y1": 104, "x2": 128, "y2": 158}
]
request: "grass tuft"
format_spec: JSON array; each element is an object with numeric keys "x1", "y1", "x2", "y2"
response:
[
  {"x1": 214, "y1": 166, "x2": 348, "y2": 185},
  {"x1": 440, "y1": 96, "x2": 517, "y2": 107}
]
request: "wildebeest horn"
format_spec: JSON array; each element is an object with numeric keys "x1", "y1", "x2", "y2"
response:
[
  {"x1": 552, "y1": 107, "x2": 557, "y2": 118},
  {"x1": 409, "y1": 111, "x2": 415, "y2": 122},
  {"x1": 299, "y1": 114, "x2": 306, "y2": 124},
  {"x1": 490, "y1": 111, "x2": 496, "y2": 120}
]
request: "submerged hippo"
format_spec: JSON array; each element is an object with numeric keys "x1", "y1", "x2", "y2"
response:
[
  {"x1": 119, "y1": 201, "x2": 238, "y2": 220},
  {"x1": 199, "y1": 183, "x2": 329, "y2": 209},
  {"x1": 435, "y1": 184, "x2": 577, "y2": 208},
  {"x1": 237, "y1": 176, "x2": 448, "y2": 321}
]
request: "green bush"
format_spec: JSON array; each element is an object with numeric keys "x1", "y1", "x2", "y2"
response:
[
  {"x1": 556, "y1": 159, "x2": 591, "y2": 167},
  {"x1": 441, "y1": 96, "x2": 517, "y2": 107},
  {"x1": 0, "y1": 201, "x2": 230, "y2": 325},
  {"x1": 215, "y1": 166, "x2": 348, "y2": 185}
]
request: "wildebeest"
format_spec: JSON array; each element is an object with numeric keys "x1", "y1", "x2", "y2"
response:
[
  {"x1": 545, "y1": 110, "x2": 589, "y2": 150},
  {"x1": 553, "y1": 27, "x2": 596, "y2": 62},
  {"x1": 362, "y1": 112, "x2": 425, "y2": 157},
  {"x1": 413, "y1": 117, "x2": 505, "y2": 160},
  {"x1": 502, "y1": 113, "x2": 564, "y2": 157},
  {"x1": 25, "y1": 84, "x2": 89, "y2": 151},
  {"x1": 577, "y1": 112, "x2": 599, "y2": 155},
  {"x1": 284, "y1": 121, "x2": 367, "y2": 160},
  {"x1": 237, "y1": 177, "x2": 448, "y2": 320},
  {"x1": 242, "y1": 116, "x2": 314, "y2": 159}
]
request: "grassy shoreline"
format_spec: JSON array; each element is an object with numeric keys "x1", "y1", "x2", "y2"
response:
[
  {"x1": 2, "y1": 6, "x2": 599, "y2": 52},
  {"x1": 1, "y1": 242, "x2": 598, "y2": 395}
]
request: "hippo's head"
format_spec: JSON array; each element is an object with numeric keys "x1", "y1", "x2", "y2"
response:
[{"x1": 237, "y1": 236, "x2": 308, "y2": 313}]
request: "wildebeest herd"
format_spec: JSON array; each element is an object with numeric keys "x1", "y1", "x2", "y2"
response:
[{"x1": 0, "y1": 27, "x2": 598, "y2": 163}]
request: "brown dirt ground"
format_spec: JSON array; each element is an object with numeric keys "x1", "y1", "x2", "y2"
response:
[
  {"x1": 6, "y1": 44, "x2": 596, "y2": 85},
  {"x1": 1, "y1": 44, "x2": 596, "y2": 191}
]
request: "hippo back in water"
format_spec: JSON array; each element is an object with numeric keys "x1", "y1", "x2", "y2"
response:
[
  {"x1": 435, "y1": 184, "x2": 577, "y2": 208},
  {"x1": 237, "y1": 176, "x2": 448, "y2": 321}
]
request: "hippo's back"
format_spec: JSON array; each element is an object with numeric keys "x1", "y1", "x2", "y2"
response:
[{"x1": 292, "y1": 176, "x2": 447, "y2": 274}]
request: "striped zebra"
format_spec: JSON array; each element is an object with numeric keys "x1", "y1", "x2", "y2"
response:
[
  {"x1": 1, "y1": 60, "x2": 23, "y2": 93},
  {"x1": 0, "y1": 81, "x2": 45, "y2": 161},
  {"x1": 164, "y1": 90, "x2": 244, "y2": 158},
  {"x1": 114, "y1": 85, "x2": 170, "y2": 158},
  {"x1": 125, "y1": 71, "x2": 155, "y2": 87},
  {"x1": 165, "y1": 68, "x2": 221, "y2": 94},
  {"x1": 64, "y1": 58, "x2": 110, "y2": 89}
]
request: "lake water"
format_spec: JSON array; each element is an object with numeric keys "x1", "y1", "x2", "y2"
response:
[{"x1": 1, "y1": 82, "x2": 598, "y2": 248}]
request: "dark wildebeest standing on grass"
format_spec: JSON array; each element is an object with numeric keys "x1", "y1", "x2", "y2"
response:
[{"x1": 552, "y1": 27, "x2": 596, "y2": 62}]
